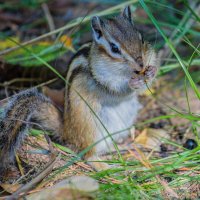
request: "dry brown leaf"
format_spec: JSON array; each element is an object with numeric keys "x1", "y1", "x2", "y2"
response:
[
  {"x1": 59, "y1": 35, "x2": 75, "y2": 52},
  {"x1": 135, "y1": 128, "x2": 170, "y2": 151},
  {"x1": 0, "y1": 183, "x2": 21, "y2": 194}
]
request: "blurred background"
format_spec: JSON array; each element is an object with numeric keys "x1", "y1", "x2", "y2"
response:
[{"x1": 0, "y1": 0, "x2": 199, "y2": 99}]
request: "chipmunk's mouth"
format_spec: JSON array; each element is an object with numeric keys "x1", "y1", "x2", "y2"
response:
[
  {"x1": 132, "y1": 65, "x2": 157, "y2": 77},
  {"x1": 129, "y1": 65, "x2": 157, "y2": 89},
  {"x1": 132, "y1": 66, "x2": 147, "y2": 76},
  {"x1": 133, "y1": 70, "x2": 140, "y2": 75},
  {"x1": 133, "y1": 70, "x2": 145, "y2": 76}
]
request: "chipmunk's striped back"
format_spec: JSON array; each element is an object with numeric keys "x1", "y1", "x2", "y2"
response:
[{"x1": 64, "y1": 43, "x2": 91, "y2": 110}]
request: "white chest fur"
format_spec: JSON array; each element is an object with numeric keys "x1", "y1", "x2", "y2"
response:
[{"x1": 95, "y1": 94, "x2": 141, "y2": 154}]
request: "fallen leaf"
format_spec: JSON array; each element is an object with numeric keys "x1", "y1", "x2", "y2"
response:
[
  {"x1": 135, "y1": 128, "x2": 170, "y2": 151},
  {"x1": 0, "y1": 183, "x2": 21, "y2": 194},
  {"x1": 3, "y1": 42, "x2": 67, "y2": 67},
  {"x1": 59, "y1": 35, "x2": 75, "y2": 51},
  {"x1": 0, "y1": 37, "x2": 20, "y2": 50}
]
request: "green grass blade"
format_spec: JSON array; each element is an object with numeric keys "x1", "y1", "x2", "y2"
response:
[{"x1": 139, "y1": 0, "x2": 200, "y2": 100}]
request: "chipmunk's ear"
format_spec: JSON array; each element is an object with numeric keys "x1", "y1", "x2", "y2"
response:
[
  {"x1": 91, "y1": 16, "x2": 104, "y2": 42},
  {"x1": 122, "y1": 6, "x2": 133, "y2": 24}
]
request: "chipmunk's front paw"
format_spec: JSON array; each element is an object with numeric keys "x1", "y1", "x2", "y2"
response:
[
  {"x1": 129, "y1": 66, "x2": 157, "y2": 89},
  {"x1": 129, "y1": 75, "x2": 145, "y2": 89},
  {"x1": 144, "y1": 65, "x2": 157, "y2": 80},
  {"x1": 87, "y1": 156, "x2": 110, "y2": 171}
]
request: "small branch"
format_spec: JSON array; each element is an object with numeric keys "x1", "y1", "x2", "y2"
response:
[
  {"x1": 0, "y1": 78, "x2": 41, "y2": 87},
  {"x1": 0, "y1": 78, "x2": 58, "y2": 106},
  {"x1": 42, "y1": 3, "x2": 55, "y2": 39},
  {"x1": 6, "y1": 156, "x2": 59, "y2": 200},
  {"x1": 6, "y1": 136, "x2": 60, "y2": 200},
  {"x1": 34, "y1": 78, "x2": 58, "y2": 89}
]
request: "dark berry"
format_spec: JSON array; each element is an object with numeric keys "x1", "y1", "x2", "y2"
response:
[
  {"x1": 164, "y1": 177, "x2": 172, "y2": 182},
  {"x1": 183, "y1": 139, "x2": 197, "y2": 150},
  {"x1": 160, "y1": 144, "x2": 167, "y2": 152},
  {"x1": 160, "y1": 144, "x2": 168, "y2": 158}
]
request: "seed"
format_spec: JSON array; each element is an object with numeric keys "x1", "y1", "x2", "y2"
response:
[{"x1": 139, "y1": 68, "x2": 145, "y2": 75}]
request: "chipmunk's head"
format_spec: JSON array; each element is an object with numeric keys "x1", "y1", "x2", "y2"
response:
[{"x1": 90, "y1": 6, "x2": 158, "y2": 94}]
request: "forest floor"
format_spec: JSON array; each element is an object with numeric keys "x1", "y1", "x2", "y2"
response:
[{"x1": 0, "y1": 0, "x2": 200, "y2": 199}]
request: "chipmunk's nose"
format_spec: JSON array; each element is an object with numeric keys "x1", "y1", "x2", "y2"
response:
[
  {"x1": 132, "y1": 56, "x2": 145, "y2": 73},
  {"x1": 130, "y1": 56, "x2": 145, "y2": 72},
  {"x1": 136, "y1": 56, "x2": 144, "y2": 69}
]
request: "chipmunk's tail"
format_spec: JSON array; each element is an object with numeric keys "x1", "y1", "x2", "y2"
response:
[{"x1": 0, "y1": 88, "x2": 63, "y2": 176}]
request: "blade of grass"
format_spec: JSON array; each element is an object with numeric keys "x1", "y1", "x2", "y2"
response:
[
  {"x1": 184, "y1": 0, "x2": 200, "y2": 22},
  {"x1": 159, "y1": 59, "x2": 200, "y2": 75},
  {"x1": 139, "y1": 0, "x2": 200, "y2": 100}
]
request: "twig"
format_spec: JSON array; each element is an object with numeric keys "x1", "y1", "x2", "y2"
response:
[
  {"x1": 15, "y1": 153, "x2": 24, "y2": 177},
  {"x1": 5, "y1": 155, "x2": 59, "y2": 200},
  {"x1": 34, "y1": 78, "x2": 58, "y2": 89},
  {"x1": 15, "y1": 167, "x2": 36, "y2": 184},
  {"x1": 0, "y1": 78, "x2": 41, "y2": 87},
  {"x1": 6, "y1": 136, "x2": 60, "y2": 200},
  {"x1": 44, "y1": 134, "x2": 55, "y2": 158},
  {"x1": 0, "y1": 78, "x2": 58, "y2": 106},
  {"x1": 42, "y1": 3, "x2": 55, "y2": 39}
]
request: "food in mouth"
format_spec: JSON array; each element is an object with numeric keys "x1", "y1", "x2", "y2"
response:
[{"x1": 129, "y1": 65, "x2": 157, "y2": 89}]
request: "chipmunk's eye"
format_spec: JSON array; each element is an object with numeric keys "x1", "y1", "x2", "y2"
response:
[
  {"x1": 110, "y1": 42, "x2": 121, "y2": 54},
  {"x1": 95, "y1": 29, "x2": 102, "y2": 39}
]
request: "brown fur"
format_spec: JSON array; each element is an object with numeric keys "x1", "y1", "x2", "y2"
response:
[
  {"x1": 42, "y1": 86, "x2": 65, "y2": 108},
  {"x1": 63, "y1": 75, "x2": 100, "y2": 158}
]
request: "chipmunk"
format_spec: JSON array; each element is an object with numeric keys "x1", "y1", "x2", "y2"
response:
[{"x1": 0, "y1": 6, "x2": 158, "y2": 175}]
